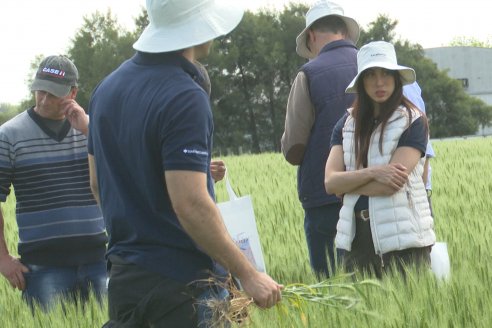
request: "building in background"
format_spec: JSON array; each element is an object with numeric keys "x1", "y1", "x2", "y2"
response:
[{"x1": 424, "y1": 46, "x2": 492, "y2": 135}]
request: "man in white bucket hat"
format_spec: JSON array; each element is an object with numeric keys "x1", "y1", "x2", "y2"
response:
[
  {"x1": 88, "y1": 0, "x2": 282, "y2": 326},
  {"x1": 281, "y1": 0, "x2": 359, "y2": 279}
]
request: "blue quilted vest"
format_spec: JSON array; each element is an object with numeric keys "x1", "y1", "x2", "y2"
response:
[{"x1": 298, "y1": 39, "x2": 357, "y2": 208}]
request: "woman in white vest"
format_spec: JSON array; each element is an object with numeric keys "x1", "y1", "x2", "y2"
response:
[{"x1": 324, "y1": 41, "x2": 435, "y2": 278}]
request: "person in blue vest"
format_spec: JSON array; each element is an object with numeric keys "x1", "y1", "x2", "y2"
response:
[
  {"x1": 281, "y1": 0, "x2": 360, "y2": 279},
  {"x1": 88, "y1": 0, "x2": 282, "y2": 326},
  {"x1": 0, "y1": 55, "x2": 107, "y2": 310}
]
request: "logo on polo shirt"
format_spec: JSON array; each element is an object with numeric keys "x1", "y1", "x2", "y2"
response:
[{"x1": 183, "y1": 149, "x2": 208, "y2": 156}]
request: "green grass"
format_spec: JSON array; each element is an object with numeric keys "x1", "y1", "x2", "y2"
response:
[{"x1": 1, "y1": 137, "x2": 491, "y2": 327}]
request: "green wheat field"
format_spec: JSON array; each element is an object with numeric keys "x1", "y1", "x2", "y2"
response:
[{"x1": 0, "y1": 137, "x2": 491, "y2": 327}]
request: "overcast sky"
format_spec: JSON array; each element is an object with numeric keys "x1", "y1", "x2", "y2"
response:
[{"x1": 1, "y1": 0, "x2": 491, "y2": 104}]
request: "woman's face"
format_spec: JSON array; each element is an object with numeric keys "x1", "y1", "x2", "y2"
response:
[{"x1": 362, "y1": 67, "x2": 396, "y2": 104}]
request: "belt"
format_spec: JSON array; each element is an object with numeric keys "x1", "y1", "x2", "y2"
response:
[{"x1": 354, "y1": 209, "x2": 370, "y2": 221}]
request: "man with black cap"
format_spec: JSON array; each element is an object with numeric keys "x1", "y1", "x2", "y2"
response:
[
  {"x1": 281, "y1": 0, "x2": 359, "y2": 279},
  {"x1": 88, "y1": 0, "x2": 282, "y2": 326},
  {"x1": 0, "y1": 55, "x2": 107, "y2": 310}
]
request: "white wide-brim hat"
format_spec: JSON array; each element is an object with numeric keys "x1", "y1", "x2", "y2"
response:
[
  {"x1": 345, "y1": 41, "x2": 416, "y2": 93},
  {"x1": 296, "y1": 0, "x2": 360, "y2": 59},
  {"x1": 134, "y1": 0, "x2": 244, "y2": 53}
]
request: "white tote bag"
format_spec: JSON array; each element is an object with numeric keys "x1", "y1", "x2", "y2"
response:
[
  {"x1": 217, "y1": 175, "x2": 267, "y2": 273},
  {"x1": 430, "y1": 242, "x2": 451, "y2": 281}
]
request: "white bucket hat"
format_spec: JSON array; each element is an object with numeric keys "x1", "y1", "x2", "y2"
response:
[
  {"x1": 345, "y1": 41, "x2": 416, "y2": 93},
  {"x1": 133, "y1": 0, "x2": 244, "y2": 53},
  {"x1": 296, "y1": 0, "x2": 360, "y2": 59}
]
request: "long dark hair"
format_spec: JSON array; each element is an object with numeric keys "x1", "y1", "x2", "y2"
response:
[{"x1": 351, "y1": 69, "x2": 428, "y2": 168}]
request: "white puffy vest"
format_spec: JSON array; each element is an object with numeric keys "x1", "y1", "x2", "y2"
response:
[{"x1": 335, "y1": 106, "x2": 435, "y2": 254}]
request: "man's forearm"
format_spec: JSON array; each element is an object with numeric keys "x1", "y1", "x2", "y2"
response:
[
  {"x1": 174, "y1": 193, "x2": 256, "y2": 280},
  {"x1": 88, "y1": 155, "x2": 101, "y2": 205},
  {"x1": 0, "y1": 211, "x2": 10, "y2": 258}
]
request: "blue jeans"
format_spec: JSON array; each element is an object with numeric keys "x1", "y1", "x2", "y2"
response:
[
  {"x1": 304, "y1": 203, "x2": 342, "y2": 279},
  {"x1": 22, "y1": 261, "x2": 107, "y2": 310}
]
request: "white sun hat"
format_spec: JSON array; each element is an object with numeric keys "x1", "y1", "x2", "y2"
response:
[
  {"x1": 296, "y1": 0, "x2": 360, "y2": 59},
  {"x1": 345, "y1": 41, "x2": 416, "y2": 93},
  {"x1": 133, "y1": 0, "x2": 244, "y2": 53}
]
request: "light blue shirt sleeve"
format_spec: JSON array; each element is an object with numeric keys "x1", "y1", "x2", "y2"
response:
[
  {"x1": 403, "y1": 81, "x2": 435, "y2": 158},
  {"x1": 425, "y1": 142, "x2": 435, "y2": 158},
  {"x1": 403, "y1": 82, "x2": 434, "y2": 190},
  {"x1": 404, "y1": 81, "x2": 426, "y2": 112}
]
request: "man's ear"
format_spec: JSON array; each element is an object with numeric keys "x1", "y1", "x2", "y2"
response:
[
  {"x1": 69, "y1": 87, "x2": 78, "y2": 99},
  {"x1": 306, "y1": 29, "x2": 315, "y2": 51}
]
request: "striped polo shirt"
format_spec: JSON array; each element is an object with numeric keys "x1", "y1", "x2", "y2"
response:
[{"x1": 0, "y1": 107, "x2": 107, "y2": 266}]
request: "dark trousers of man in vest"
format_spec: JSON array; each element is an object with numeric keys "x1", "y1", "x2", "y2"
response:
[{"x1": 303, "y1": 202, "x2": 342, "y2": 279}]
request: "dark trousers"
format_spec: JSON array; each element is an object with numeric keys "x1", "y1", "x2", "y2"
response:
[
  {"x1": 304, "y1": 203, "x2": 342, "y2": 279},
  {"x1": 103, "y1": 257, "x2": 201, "y2": 328},
  {"x1": 343, "y1": 217, "x2": 431, "y2": 279}
]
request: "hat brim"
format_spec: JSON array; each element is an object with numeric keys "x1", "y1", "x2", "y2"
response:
[
  {"x1": 296, "y1": 15, "x2": 360, "y2": 59},
  {"x1": 31, "y1": 79, "x2": 72, "y2": 98},
  {"x1": 345, "y1": 63, "x2": 416, "y2": 93},
  {"x1": 133, "y1": 2, "x2": 244, "y2": 53}
]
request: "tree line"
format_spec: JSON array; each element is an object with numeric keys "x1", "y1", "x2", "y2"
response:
[{"x1": 2, "y1": 3, "x2": 491, "y2": 154}]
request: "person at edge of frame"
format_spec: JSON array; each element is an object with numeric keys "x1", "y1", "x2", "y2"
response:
[{"x1": 0, "y1": 55, "x2": 107, "y2": 311}]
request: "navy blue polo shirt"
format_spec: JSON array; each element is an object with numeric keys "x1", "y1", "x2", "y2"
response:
[
  {"x1": 331, "y1": 112, "x2": 427, "y2": 211},
  {"x1": 88, "y1": 52, "x2": 216, "y2": 283}
]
